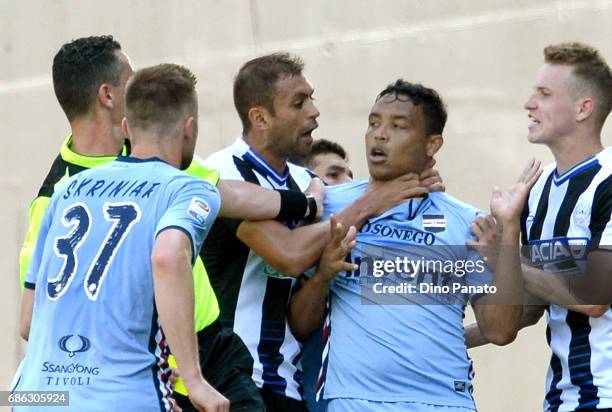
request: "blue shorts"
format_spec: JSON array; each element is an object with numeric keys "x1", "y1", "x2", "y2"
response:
[{"x1": 327, "y1": 398, "x2": 476, "y2": 412}]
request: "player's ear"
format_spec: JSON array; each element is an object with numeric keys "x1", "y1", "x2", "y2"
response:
[
  {"x1": 248, "y1": 106, "x2": 271, "y2": 132},
  {"x1": 426, "y1": 134, "x2": 443, "y2": 157},
  {"x1": 184, "y1": 116, "x2": 196, "y2": 140},
  {"x1": 121, "y1": 117, "x2": 131, "y2": 139},
  {"x1": 576, "y1": 97, "x2": 594, "y2": 122},
  {"x1": 97, "y1": 83, "x2": 114, "y2": 110}
]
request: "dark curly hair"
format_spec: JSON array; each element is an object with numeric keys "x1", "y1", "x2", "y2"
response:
[
  {"x1": 310, "y1": 139, "x2": 348, "y2": 161},
  {"x1": 290, "y1": 138, "x2": 349, "y2": 168},
  {"x1": 52, "y1": 35, "x2": 122, "y2": 120},
  {"x1": 376, "y1": 79, "x2": 447, "y2": 136}
]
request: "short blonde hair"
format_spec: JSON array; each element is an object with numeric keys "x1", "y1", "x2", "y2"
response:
[
  {"x1": 126, "y1": 64, "x2": 197, "y2": 133},
  {"x1": 544, "y1": 42, "x2": 611, "y2": 128}
]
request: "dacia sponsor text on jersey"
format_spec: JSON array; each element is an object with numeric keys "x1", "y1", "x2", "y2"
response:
[{"x1": 528, "y1": 237, "x2": 590, "y2": 265}]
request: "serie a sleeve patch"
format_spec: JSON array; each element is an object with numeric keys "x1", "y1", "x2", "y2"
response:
[{"x1": 187, "y1": 196, "x2": 211, "y2": 225}]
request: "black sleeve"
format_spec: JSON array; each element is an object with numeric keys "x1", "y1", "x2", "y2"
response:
[
  {"x1": 37, "y1": 154, "x2": 66, "y2": 197},
  {"x1": 520, "y1": 199, "x2": 530, "y2": 246},
  {"x1": 589, "y1": 175, "x2": 612, "y2": 249},
  {"x1": 199, "y1": 217, "x2": 249, "y2": 328}
]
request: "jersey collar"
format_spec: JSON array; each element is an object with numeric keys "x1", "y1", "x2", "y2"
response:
[
  {"x1": 370, "y1": 195, "x2": 431, "y2": 223},
  {"x1": 238, "y1": 138, "x2": 290, "y2": 186},
  {"x1": 60, "y1": 134, "x2": 129, "y2": 168},
  {"x1": 553, "y1": 155, "x2": 599, "y2": 186},
  {"x1": 116, "y1": 155, "x2": 169, "y2": 165}
]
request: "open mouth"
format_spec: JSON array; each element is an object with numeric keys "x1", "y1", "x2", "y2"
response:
[
  {"x1": 369, "y1": 147, "x2": 388, "y2": 163},
  {"x1": 528, "y1": 114, "x2": 540, "y2": 129},
  {"x1": 302, "y1": 122, "x2": 318, "y2": 135},
  {"x1": 299, "y1": 122, "x2": 318, "y2": 144},
  {"x1": 300, "y1": 132, "x2": 314, "y2": 146}
]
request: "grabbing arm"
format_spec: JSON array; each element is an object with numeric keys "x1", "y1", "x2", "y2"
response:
[
  {"x1": 521, "y1": 250, "x2": 611, "y2": 318},
  {"x1": 472, "y1": 159, "x2": 543, "y2": 346},
  {"x1": 152, "y1": 229, "x2": 229, "y2": 412},
  {"x1": 237, "y1": 173, "x2": 428, "y2": 276}
]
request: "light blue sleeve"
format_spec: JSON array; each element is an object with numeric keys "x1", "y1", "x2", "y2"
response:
[
  {"x1": 155, "y1": 178, "x2": 220, "y2": 263},
  {"x1": 465, "y1": 248, "x2": 493, "y2": 303},
  {"x1": 322, "y1": 189, "x2": 338, "y2": 222},
  {"x1": 322, "y1": 180, "x2": 368, "y2": 221},
  {"x1": 24, "y1": 194, "x2": 58, "y2": 288},
  {"x1": 465, "y1": 210, "x2": 494, "y2": 303}
]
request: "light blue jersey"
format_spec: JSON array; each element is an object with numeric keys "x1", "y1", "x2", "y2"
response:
[
  {"x1": 15, "y1": 157, "x2": 220, "y2": 412},
  {"x1": 320, "y1": 180, "x2": 491, "y2": 410}
]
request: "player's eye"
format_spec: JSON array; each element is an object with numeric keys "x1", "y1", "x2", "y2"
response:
[{"x1": 294, "y1": 100, "x2": 304, "y2": 108}]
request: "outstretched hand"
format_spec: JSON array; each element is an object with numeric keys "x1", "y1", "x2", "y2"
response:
[{"x1": 491, "y1": 158, "x2": 542, "y2": 224}]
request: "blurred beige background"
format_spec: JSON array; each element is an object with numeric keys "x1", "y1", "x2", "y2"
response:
[{"x1": 1, "y1": 1, "x2": 611, "y2": 410}]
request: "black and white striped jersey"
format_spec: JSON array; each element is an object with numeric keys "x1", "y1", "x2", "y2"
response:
[
  {"x1": 202, "y1": 138, "x2": 312, "y2": 401},
  {"x1": 522, "y1": 147, "x2": 612, "y2": 412}
]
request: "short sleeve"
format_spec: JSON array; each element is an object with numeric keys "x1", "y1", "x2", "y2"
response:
[
  {"x1": 203, "y1": 152, "x2": 246, "y2": 181},
  {"x1": 20, "y1": 196, "x2": 52, "y2": 288},
  {"x1": 464, "y1": 210, "x2": 493, "y2": 303},
  {"x1": 155, "y1": 179, "x2": 221, "y2": 263},
  {"x1": 24, "y1": 195, "x2": 58, "y2": 289},
  {"x1": 589, "y1": 176, "x2": 612, "y2": 249},
  {"x1": 465, "y1": 248, "x2": 494, "y2": 303}
]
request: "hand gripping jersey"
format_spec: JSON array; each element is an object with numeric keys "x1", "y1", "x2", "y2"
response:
[
  {"x1": 522, "y1": 148, "x2": 612, "y2": 412},
  {"x1": 14, "y1": 157, "x2": 220, "y2": 412},
  {"x1": 319, "y1": 180, "x2": 492, "y2": 410},
  {"x1": 203, "y1": 138, "x2": 312, "y2": 401}
]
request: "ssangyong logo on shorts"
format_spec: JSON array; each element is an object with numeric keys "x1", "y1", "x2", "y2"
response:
[
  {"x1": 58, "y1": 335, "x2": 91, "y2": 358},
  {"x1": 188, "y1": 197, "x2": 211, "y2": 225}
]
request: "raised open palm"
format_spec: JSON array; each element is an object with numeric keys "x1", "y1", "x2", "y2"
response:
[{"x1": 491, "y1": 159, "x2": 542, "y2": 223}]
